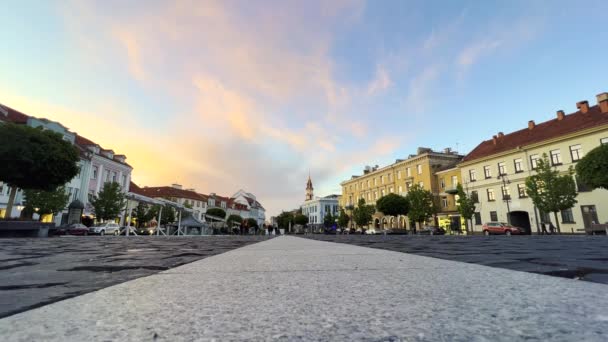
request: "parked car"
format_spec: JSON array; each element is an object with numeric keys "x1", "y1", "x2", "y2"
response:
[
  {"x1": 89, "y1": 222, "x2": 121, "y2": 236},
  {"x1": 482, "y1": 222, "x2": 522, "y2": 236},
  {"x1": 418, "y1": 226, "x2": 446, "y2": 235},
  {"x1": 67, "y1": 223, "x2": 89, "y2": 236},
  {"x1": 136, "y1": 226, "x2": 156, "y2": 235}
]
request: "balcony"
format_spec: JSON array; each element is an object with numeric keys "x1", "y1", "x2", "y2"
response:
[{"x1": 444, "y1": 186, "x2": 459, "y2": 195}]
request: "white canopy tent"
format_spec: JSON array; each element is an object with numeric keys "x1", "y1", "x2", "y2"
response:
[{"x1": 124, "y1": 192, "x2": 194, "y2": 237}]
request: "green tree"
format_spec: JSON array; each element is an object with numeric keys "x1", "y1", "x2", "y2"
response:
[
  {"x1": 376, "y1": 193, "x2": 409, "y2": 218},
  {"x1": 526, "y1": 154, "x2": 577, "y2": 233},
  {"x1": 0, "y1": 123, "x2": 79, "y2": 217},
  {"x1": 227, "y1": 214, "x2": 243, "y2": 226},
  {"x1": 246, "y1": 218, "x2": 259, "y2": 228},
  {"x1": 294, "y1": 213, "x2": 309, "y2": 226},
  {"x1": 406, "y1": 184, "x2": 437, "y2": 232},
  {"x1": 337, "y1": 208, "x2": 350, "y2": 228},
  {"x1": 155, "y1": 205, "x2": 176, "y2": 225},
  {"x1": 352, "y1": 198, "x2": 375, "y2": 230},
  {"x1": 206, "y1": 208, "x2": 226, "y2": 219},
  {"x1": 22, "y1": 186, "x2": 70, "y2": 221},
  {"x1": 91, "y1": 182, "x2": 126, "y2": 221},
  {"x1": 276, "y1": 211, "x2": 295, "y2": 230},
  {"x1": 132, "y1": 203, "x2": 150, "y2": 228},
  {"x1": 576, "y1": 144, "x2": 608, "y2": 190},
  {"x1": 456, "y1": 184, "x2": 476, "y2": 233},
  {"x1": 323, "y1": 212, "x2": 335, "y2": 228}
]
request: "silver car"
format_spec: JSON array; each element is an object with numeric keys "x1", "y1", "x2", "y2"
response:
[{"x1": 89, "y1": 222, "x2": 121, "y2": 236}]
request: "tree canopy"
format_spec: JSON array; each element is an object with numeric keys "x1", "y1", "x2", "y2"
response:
[
  {"x1": 22, "y1": 186, "x2": 70, "y2": 221},
  {"x1": 132, "y1": 203, "x2": 156, "y2": 227},
  {"x1": 352, "y1": 198, "x2": 375, "y2": 229},
  {"x1": 406, "y1": 184, "x2": 437, "y2": 228},
  {"x1": 375, "y1": 193, "x2": 409, "y2": 217},
  {"x1": 294, "y1": 213, "x2": 309, "y2": 225},
  {"x1": 91, "y1": 182, "x2": 126, "y2": 221},
  {"x1": 0, "y1": 123, "x2": 80, "y2": 217},
  {"x1": 149, "y1": 205, "x2": 176, "y2": 225},
  {"x1": 576, "y1": 144, "x2": 608, "y2": 190},
  {"x1": 276, "y1": 211, "x2": 295, "y2": 229},
  {"x1": 337, "y1": 208, "x2": 350, "y2": 228},
  {"x1": 206, "y1": 208, "x2": 226, "y2": 219},
  {"x1": 246, "y1": 218, "x2": 259, "y2": 228},
  {"x1": 227, "y1": 214, "x2": 243, "y2": 226},
  {"x1": 456, "y1": 184, "x2": 476, "y2": 233},
  {"x1": 526, "y1": 154, "x2": 577, "y2": 233},
  {"x1": 323, "y1": 212, "x2": 334, "y2": 228}
]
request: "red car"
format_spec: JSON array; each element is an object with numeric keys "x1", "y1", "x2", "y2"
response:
[
  {"x1": 482, "y1": 222, "x2": 522, "y2": 236},
  {"x1": 67, "y1": 223, "x2": 90, "y2": 236}
]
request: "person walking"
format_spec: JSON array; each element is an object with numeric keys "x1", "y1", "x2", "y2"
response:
[
  {"x1": 548, "y1": 222, "x2": 556, "y2": 235},
  {"x1": 540, "y1": 221, "x2": 549, "y2": 235}
]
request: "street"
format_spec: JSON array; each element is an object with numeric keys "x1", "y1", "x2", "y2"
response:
[{"x1": 304, "y1": 234, "x2": 608, "y2": 284}]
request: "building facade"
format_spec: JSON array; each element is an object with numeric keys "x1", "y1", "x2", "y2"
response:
[
  {"x1": 340, "y1": 147, "x2": 463, "y2": 231},
  {"x1": 300, "y1": 175, "x2": 339, "y2": 228},
  {"x1": 138, "y1": 184, "x2": 207, "y2": 221},
  {"x1": 434, "y1": 166, "x2": 466, "y2": 232},
  {"x1": 231, "y1": 189, "x2": 266, "y2": 226},
  {"x1": 460, "y1": 93, "x2": 608, "y2": 234}
]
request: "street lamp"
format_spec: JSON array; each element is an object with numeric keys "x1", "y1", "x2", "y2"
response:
[{"x1": 497, "y1": 174, "x2": 511, "y2": 224}]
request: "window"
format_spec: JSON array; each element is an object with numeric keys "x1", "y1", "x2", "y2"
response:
[
  {"x1": 570, "y1": 144, "x2": 583, "y2": 162},
  {"x1": 471, "y1": 191, "x2": 479, "y2": 203},
  {"x1": 398, "y1": 186, "x2": 403, "y2": 193},
  {"x1": 530, "y1": 154, "x2": 539, "y2": 169},
  {"x1": 397, "y1": 170, "x2": 401, "y2": 179},
  {"x1": 406, "y1": 168, "x2": 411, "y2": 177},
  {"x1": 92, "y1": 167, "x2": 98, "y2": 179},
  {"x1": 122, "y1": 175, "x2": 127, "y2": 186},
  {"x1": 487, "y1": 188, "x2": 495, "y2": 201},
  {"x1": 374, "y1": 178, "x2": 377, "y2": 186},
  {"x1": 474, "y1": 212, "x2": 482, "y2": 225},
  {"x1": 490, "y1": 211, "x2": 498, "y2": 222},
  {"x1": 389, "y1": 187, "x2": 394, "y2": 193},
  {"x1": 550, "y1": 149, "x2": 562, "y2": 165},
  {"x1": 72, "y1": 188, "x2": 79, "y2": 201},
  {"x1": 442, "y1": 197, "x2": 448, "y2": 208},
  {"x1": 418, "y1": 182, "x2": 424, "y2": 189},
  {"x1": 501, "y1": 185, "x2": 510, "y2": 200},
  {"x1": 381, "y1": 189, "x2": 385, "y2": 197},
  {"x1": 469, "y1": 169, "x2": 477, "y2": 182},
  {"x1": 451, "y1": 176, "x2": 458, "y2": 186},
  {"x1": 497, "y1": 162, "x2": 506, "y2": 176},
  {"x1": 440, "y1": 178, "x2": 445, "y2": 189},
  {"x1": 484, "y1": 166, "x2": 491, "y2": 179},
  {"x1": 514, "y1": 159, "x2": 523, "y2": 173},
  {"x1": 561, "y1": 208, "x2": 575, "y2": 223},
  {"x1": 517, "y1": 184, "x2": 527, "y2": 198},
  {"x1": 374, "y1": 191, "x2": 378, "y2": 199},
  {"x1": 417, "y1": 164, "x2": 422, "y2": 175}
]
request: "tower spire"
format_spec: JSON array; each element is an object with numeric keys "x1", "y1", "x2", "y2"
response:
[{"x1": 305, "y1": 171, "x2": 314, "y2": 201}]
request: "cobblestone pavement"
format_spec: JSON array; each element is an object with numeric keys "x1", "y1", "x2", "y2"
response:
[
  {"x1": 0, "y1": 236, "x2": 272, "y2": 318},
  {"x1": 303, "y1": 235, "x2": 608, "y2": 285}
]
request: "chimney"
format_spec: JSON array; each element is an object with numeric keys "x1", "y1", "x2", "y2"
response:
[
  {"x1": 492, "y1": 135, "x2": 497, "y2": 145},
  {"x1": 557, "y1": 110, "x2": 565, "y2": 121},
  {"x1": 577, "y1": 100, "x2": 589, "y2": 114},
  {"x1": 528, "y1": 120, "x2": 535, "y2": 130},
  {"x1": 497, "y1": 132, "x2": 504, "y2": 138},
  {"x1": 597, "y1": 92, "x2": 608, "y2": 114}
]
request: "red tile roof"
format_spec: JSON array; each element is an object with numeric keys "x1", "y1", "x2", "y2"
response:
[
  {"x1": 462, "y1": 104, "x2": 608, "y2": 163},
  {"x1": 138, "y1": 186, "x2": 207, "y2": 201},
  {"x1": 129, "y1": 181, "x2": 146, "y2": 196},
  {"x1": 0, "y1": 103, "x2": 30, "y2": 124}
]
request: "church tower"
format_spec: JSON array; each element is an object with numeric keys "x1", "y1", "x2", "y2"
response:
[{"x1": 305, "y1": 173, "x2": 314, "y2": 201}]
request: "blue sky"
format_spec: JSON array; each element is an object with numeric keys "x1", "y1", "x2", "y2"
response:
[{"x1": 2, "y1": 0, "x2": 608, "y2": 217}]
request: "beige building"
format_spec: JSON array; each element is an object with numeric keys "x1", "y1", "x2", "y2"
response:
[
  {"x1": 434, "y1": 166, "x2": 466, "y2": 232},
  {"x1": 460, "y1": 93, "x2": 608, "y2": 234},
  {"x1": 340, "y1": 147, "x2": 462, "y2": 231}
]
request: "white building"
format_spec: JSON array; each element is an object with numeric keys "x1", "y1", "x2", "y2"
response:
[
  {"x1": 231, "y1": 189, "x2": 266, "y2": 226},
  {"x1": 460, "y1": 93, "x2": 608, "y2": 234},
  {"x1": 301, "y1": 195, "x2": 340, "y2": 228}
]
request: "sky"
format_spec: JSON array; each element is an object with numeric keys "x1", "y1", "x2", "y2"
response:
[{"x1": 2, "y1": 0, "x2": 608, "y2": 217}]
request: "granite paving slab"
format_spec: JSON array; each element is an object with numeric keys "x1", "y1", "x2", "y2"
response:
[{"x1": 1, "y1": 236, "x2": 607, "y2": 341}]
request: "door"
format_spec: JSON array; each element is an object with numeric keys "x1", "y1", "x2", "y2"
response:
[
  {"x1": 581, "y1": 205, "x2": 599, "y2": 229},
  {"x1": 450, "y1": 216, "x2": 461, "y2": 232}
]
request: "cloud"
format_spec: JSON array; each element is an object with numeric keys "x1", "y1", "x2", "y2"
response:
[
  {"x1": 457, "y1": 40, "x2": 502, "y2": 68},
  {"x1": 367, "y1": 64, "x2": 393, "y2": 95},
  {"x1": 404, "y1": 65, "x2": 441, "y2": 113}
]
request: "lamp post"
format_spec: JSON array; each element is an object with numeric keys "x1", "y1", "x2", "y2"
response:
[{"x1": 497, "y1": 174, "x2": 511, "y2": 224}]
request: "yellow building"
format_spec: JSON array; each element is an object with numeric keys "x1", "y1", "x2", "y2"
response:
[
  {"x1": 340, "y1": 147, "x2": 462, "y2": 231},
  {"x1": 434, "y1": 166, "x2": 466, "y2": 233}
]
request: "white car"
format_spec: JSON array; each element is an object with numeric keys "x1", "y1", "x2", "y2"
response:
[{"x1": 89, "y1": 222, "x2": 121, "y2": 236}]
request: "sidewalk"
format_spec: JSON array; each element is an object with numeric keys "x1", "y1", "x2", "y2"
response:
[{"x1": 1, "y1": 236, "x2": 607, "y2": 341}]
